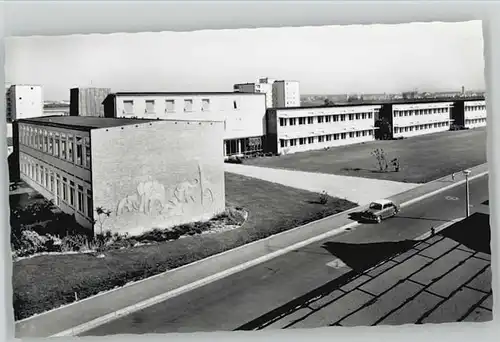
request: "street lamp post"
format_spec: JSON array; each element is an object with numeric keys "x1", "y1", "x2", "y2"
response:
[{"x1": 463, "y1": 169, "x2": 471, "y2": 217}]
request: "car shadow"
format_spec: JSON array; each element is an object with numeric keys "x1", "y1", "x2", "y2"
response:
[{"x1": 348, "y1": 211, "x2": 375, "y2": 224}]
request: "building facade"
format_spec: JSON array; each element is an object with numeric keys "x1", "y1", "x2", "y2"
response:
[
  {"x1": 103, "y1": 92, "x2": 267, "y2": 158},
  {"x1": 6, "y1": 84, "x2": 43, "y2": 122},
  {"x1": 15, "y1": 116, "x2": 226, "y2": 235},
  {"x1": 463, "y1": 99, "x2": 487, "y2": 128},
  {"x1": 451, "y1": 98, "x2": 487, "y2": 129},
  {"x1": 272, "y1": 80, "x2": 301, "y2": 108},
  {"x1": 258, "y1": 77, "x2": 276, "y2": 84},
  {"x1": 233, "y1": 82, "x2": 274, "y2": 108},
  {"x1": 266, "y1": 104, "x2": 381, "y2": 155},
  {"x1": 70, "y1": 87, "x2": 112, "y2": 117},
  {"x1": 234, "y1": 77, "x2": 300, "y2": 108},
  {"x1": 377, "y1": 100, "x2": 455, "y2": 139}
]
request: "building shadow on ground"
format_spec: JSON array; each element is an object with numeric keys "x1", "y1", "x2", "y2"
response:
[
  {"x1": 438, "y1": 212, "x2": 490, "y2": 254},
  {"x1": 235, "y1": 212, "x2": 491, "y2": 331},
  {"x1": 320, "y1": 240, "x2": 416, "y2": 272}
]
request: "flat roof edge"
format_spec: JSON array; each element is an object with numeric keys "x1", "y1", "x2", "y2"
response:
[{"x1": 111, "y1": 92, "x2": 266, "y2": 96}]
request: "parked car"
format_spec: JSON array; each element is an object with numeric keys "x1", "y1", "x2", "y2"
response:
[{"x1": 360, "y1": 199, "x2": 400, "y2": 223}]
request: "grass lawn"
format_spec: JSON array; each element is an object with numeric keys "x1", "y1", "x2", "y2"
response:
[
  {"x1": 244, "y1": 128, "x2": 487, "y2": 184},
  {"x1": 12, "y1": 172, "x2": 357, "y2": 321}
]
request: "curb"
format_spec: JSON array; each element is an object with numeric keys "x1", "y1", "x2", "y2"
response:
[
  {"x1": 50, "y1": 171, "x2": 488, "y2": 337},
  {"x1": 401, "y1": 171, "x2": 488, "y2": 208},
  {"x1": 387, "y1": 163, "x2": 488, "y2": 204},
  {"x1": 415, "y1": 217, "x2": 465, "y2": 241},
  {"x1": 15, "y1": 167, "x2": 488, "y2": 337}
]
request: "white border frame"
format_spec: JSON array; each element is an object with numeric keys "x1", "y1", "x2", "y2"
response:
[{"x1": 1, "y1": 1, "x2": 497, "y2": 342}]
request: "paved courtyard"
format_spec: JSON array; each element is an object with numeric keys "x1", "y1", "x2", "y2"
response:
[
  {"x1": 225, "y1": 164, "x2": 420, "y2": 206},
  {"x1": 243, "y1": 211, "x2": 493, "y2": 330}
]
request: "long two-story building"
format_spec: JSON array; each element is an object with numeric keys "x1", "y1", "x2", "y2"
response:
[
  {"x1": 265, "y1": 104, "x2": 381, "y2": 155},
  {"x1": 102, "y1": 92, "x2": 266, "y2": 158}
]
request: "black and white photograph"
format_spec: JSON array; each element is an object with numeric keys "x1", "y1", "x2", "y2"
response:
[{"x1": 4, "y1": 17, "x2": 491, "y2": 338}]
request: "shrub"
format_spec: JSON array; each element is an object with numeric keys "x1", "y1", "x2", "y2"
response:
[
  {"x1": 13, "y1": 230, "x2": 48, "y2": 257},
  {"x1": 11, "y1": 206, "x2": 249, "y2": 258},
  {"x1": 225, "y1": 156, "x2": 243, "y2": 164},
  {"x1": 43, "y1": 235, "x2": 62, "y2": 253},
  {"x1": 61, "y1": 234, "x2": 94, "y2": 253},
  {"x1": 390, "y1": 157, "x2": 401, "y2": 172},
  {"x1": 319, "y1": 191, "x2": 329, "y2": 205}
]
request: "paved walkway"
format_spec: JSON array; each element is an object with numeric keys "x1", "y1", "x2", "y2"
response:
[
  {"x1": 225, "y1": 164, "x2": 420, "y2": 205},
  {"x1": 255, "y1": 213, "x2": 492, "y2": 330}
]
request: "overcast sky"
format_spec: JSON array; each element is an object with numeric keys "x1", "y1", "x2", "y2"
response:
[{"x1": 4, "y1": 20, "x2": 485, "y2": 101}]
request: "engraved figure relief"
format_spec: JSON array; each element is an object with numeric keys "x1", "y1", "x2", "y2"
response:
[
  {"x1": 116, "y1": 161, "x2": 216, "y2": 218},
  {"x1": 137, "y1": 179, "x2": 167, "y2": 214},
  {"x1": 173, "y1": 179, "x2": 199, "y2": 204},
  {"x1": 117, "y1": 193, "x2": 140, "y2": 214},
  {"x1": 117, "y1": 179, "x2": 166, "y2": 216},
  {"x1": 197, "y1": 162, "x2": 214, "y2": 205}
]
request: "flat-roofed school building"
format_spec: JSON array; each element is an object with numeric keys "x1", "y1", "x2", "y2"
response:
[
  {"x1": 102, "y1": 92, "x2": 266, "y2": 158},
  {"x1": 265, "y1": 104, "x2": 381, "y2": 155},
  {"x1": 451, "y1": 97, "x2": 487, "y2": 129},
  {"x1": 377, "y1": 99, "x2": 455, "y2": 139},
  {"x1": 14, "y1": 116, "x2": 225, "y2": 236}
]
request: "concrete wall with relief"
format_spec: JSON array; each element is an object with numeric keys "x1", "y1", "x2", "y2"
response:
[{"x1": 90, "y1": 119, "x2": 225, "y2": 236}]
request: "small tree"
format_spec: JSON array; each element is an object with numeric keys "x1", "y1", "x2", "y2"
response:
[
  {"x1": 93, "y1": 207, "x2": 112, "y2": 236},
  {"x1": 371, "y1": 148, "x2": 389, "y2": 172}
]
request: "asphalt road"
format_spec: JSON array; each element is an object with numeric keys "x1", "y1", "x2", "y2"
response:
[{"x1": 81, "y1": 174, "x2": 489, "y2": 336}]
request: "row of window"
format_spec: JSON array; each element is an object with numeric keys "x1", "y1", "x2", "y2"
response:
[
  {"x1": 122, "y1": 98, "x2": 240, "y2": 115},
  {"x1": 394, "y1": 122, "x2": 449, "y2": 133},
  {"x1": 19, "y1": 125, "x2": 91, "y2": 169},
  {"x1": 465, "y1": 118, "x2": 487, "y2": 125},
  {"x1": 279, "y1": 112, "x2": 374, "y2": 127},
  {"x1": 393, "y1": 108, "x2": 450, "y2": 117},
  {"x1": 465, "y1": 105, "x2": 486, "y2": 111},
  {"x1": 280, "y1": 129, "x2": 374, "y2": 148},
  {"x1": 20, "y1": 154, "x2": 93, "y2": 220}
]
